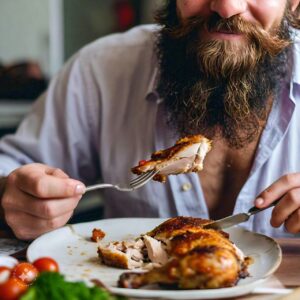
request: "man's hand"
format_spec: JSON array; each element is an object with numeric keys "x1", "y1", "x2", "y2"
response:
[
  {"x1": 255, "y1": 173, "x2": 300, "y2": 234},
  {"x1": 0, "y1": 163, "x2": 86, "y2": 240}
]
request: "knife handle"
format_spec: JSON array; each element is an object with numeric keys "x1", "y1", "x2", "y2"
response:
[{"x1": 248, "y1": 198, "x2": 282, "y2": 215}]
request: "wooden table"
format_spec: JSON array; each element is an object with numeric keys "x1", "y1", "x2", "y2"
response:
[{"x1": 1, "y1": 228, "x2": 299, "y2": 300}]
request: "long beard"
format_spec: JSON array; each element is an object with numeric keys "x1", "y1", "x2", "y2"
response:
[{"x1": 156, "y1": 12, "x2": 292, "y2": 148}]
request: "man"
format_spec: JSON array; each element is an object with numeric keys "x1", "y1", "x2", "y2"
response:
[{"x1": 0, "y1": 0, "x2": 300, "y2": 240}]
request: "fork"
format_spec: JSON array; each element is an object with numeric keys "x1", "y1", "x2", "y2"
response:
[{"x1": 85, "y1": 169, "x2": 159, "y2": 192}]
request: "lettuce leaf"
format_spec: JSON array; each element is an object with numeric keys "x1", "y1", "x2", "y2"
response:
[{"x1": 20, "y1": 272, "x2": 126, "y2": 300}]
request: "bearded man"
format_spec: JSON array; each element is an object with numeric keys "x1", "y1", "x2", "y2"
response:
[{"x1": 0, "y1": 0, "x2": 300, "y2": 240}]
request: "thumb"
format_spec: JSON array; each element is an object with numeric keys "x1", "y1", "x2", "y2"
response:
[{"x1": 254, "y1": 197, "x2": 266, "y2": 208}]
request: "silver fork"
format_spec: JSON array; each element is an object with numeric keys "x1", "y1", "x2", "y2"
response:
[{"x1": 85, "y1": 169, "x2": 159, "y2": 192}]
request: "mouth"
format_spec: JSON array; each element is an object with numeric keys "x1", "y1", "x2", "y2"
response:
[
  {"x1": 203, "y1": 27, "x2": 243, "y2": 41},
  {"x1": 214, "y1": 29, "x2": 238, "y2": 34}
]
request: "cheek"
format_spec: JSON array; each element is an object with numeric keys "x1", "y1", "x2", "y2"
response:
[
  {"x1": 251, "y1": 1, "x2": 286, "y2": 30},
  {"x1": 177, "y1": 0, "x2": 210, "y2": 19}
]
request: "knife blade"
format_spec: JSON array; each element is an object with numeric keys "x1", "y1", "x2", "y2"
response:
[
  {"x1": 203, "y1": 198, "x2": 282, "y2": 230},
  {"x1": 203, "y1": 213, "x2": 251, "y2": 230}
]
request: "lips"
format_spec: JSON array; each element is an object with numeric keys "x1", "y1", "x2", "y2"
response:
[{"x1": 209, "y1": 27, "x2": 239, "y2": 35}]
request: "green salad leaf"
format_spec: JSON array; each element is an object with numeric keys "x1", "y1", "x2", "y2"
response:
[{"x1": 20, "y1": 272, "x2": 127, "y2": 300}]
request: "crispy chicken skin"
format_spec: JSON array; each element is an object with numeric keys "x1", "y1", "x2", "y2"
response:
[
  {"x1": 131, "y1": 135, "x2": 212, "y2": 182},
  {"x1": 91, "y1": 228, "x2": 106, "y2": 242},
  {"x1": 118, "y1": 217, "x2": 250, "y2": 289}
]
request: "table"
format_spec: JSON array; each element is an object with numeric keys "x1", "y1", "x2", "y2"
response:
[{"x1": 0, "y1": 229, "x2": 299, "y2": 300}]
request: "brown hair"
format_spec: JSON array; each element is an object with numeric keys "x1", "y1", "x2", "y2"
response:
[{"x1": 287, "y1": 5, "x2": 300, "y2": 29}]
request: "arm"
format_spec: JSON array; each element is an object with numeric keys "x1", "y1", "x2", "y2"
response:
[
  {"x1": 0, "y1": 53, "x2": 101, "y2": 182},
  {"x1": 0, "y1": 52, "x2": 101, "y2": 239},
  {"x1": 0, "y1": 177, "x2": 6, "y2": 221}
]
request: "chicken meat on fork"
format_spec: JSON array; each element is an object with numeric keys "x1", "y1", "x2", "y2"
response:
[{"x1": 131, "y1": 135, "x2": 212, "y2": 182}]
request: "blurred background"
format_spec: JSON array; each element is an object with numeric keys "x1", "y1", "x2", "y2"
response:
[{"x1": 0, "y1": 0, "x2": 162, "y2": 224}]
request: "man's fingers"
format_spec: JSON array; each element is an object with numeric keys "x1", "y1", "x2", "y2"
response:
[
  {"x1": 270, "y1": 189, "x2": 300, "y2": 227},
  {"x1": 45, "y1": 167, "x2": 69, "y2": 178},
  {"x1": 3, "y1": 192, "x2": 81, "y2": 220},
  {"x1": 284, "y1": 209, "x2": 300, "y2": 234},
  {"x1": 255, "y1": 173, "x2": 300, "y2": 207},
  {"x1": 13, "y1": 168, "x2": 85, "y2": 198},
  {"x1": 5, "y1": 209, "x2": 73, "y2": 240}
]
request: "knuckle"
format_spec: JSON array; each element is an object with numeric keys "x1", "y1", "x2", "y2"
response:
[
  {"x1": 40, "y1": 203, "x2": 56, "y2": 219},
  {"x1": 285, "y1": 223, "x2": 299, "y2": 234},
  {"x1": 32, "y1": 177, "x2": 47, "y2": 196},
  {"x1": 47, "y1": 218, "x2": 61, "y2": 230},
  {"x1": 5, "y1": 212, "x2": 16, "y2": 227},
  {"x1": 52, "y1": 168, "x2": 64, "y2": 176},
  {"x1": 52, "y1": 168, "x2": 62, "y2": 175},
  {"x1": 1, "y1": 195, "x2": 9, "y2": 209},
  {"x1": 6, "y1": 172, "x2": 17, "y2": 186},
  {"x1": 260, "y1": 188, "x2": 273, "y2": 201},
  {"x1": 288, "y1": 190, "x2": 299, "y2": 203},
  {"x1": 284, "y1": 174, "x2": 297, "y2": 186},
  {"x1": 13, "y1": 227, "x2": 29, "y2": 240}
]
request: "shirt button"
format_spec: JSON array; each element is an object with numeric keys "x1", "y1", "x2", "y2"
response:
[{"x1": 181, "y1": 183, "x2": 192, "y2": 192}]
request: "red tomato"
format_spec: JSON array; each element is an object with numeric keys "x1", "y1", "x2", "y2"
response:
[
  {"x1": 11, "y1": 263, "x2": 38, "y2": 285},
  {"x1": 138, "y1": 160, "x2": 147, "y2": 166},
  {"x1": 0, "y1": 277, "x2": 28, "y2": 300},
  {"x1": 32, "y1": 257, "x2": 59, "y2": 273}
]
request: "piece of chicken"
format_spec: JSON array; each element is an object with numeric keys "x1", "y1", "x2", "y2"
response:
[
  {"x1": 131, "y1": 135, "x2": 212, "y2": 182},
  {"x1": 118, "y1": 217, "x2": 250, "y2": 289},
  {"x1": 98, "y1": 238, "x2": 146, "y2": 269}
]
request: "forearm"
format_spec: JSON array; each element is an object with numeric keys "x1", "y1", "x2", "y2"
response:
[{"x1": 0, "y1": 176, "x2": 7, "y2": 221}]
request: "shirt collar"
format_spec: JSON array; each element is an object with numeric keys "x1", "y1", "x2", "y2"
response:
[{"x1": 290, "y1": 29, "x2": 300, "y2": 85}]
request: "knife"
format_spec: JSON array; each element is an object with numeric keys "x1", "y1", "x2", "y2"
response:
[{"x1": 203, "y1": 198, "x2": 281, "y2": 230}]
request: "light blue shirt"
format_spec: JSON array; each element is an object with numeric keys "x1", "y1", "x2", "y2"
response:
[{"x1": 0, "y1": 25, "x2": 300, "y2": 237}]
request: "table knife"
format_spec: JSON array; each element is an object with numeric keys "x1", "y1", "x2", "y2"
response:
[{"x1": 203, "y1": 198, "x2": 281, "y2": 230}]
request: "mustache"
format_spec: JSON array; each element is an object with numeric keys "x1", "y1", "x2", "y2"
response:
[{"x1": 164, "y1": 14, "x2": 290, "y2": 57}]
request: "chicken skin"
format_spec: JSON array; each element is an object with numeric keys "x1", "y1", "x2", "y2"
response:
[{"x1": 118, "y1": 217, "x2": 250, "y2": 289}]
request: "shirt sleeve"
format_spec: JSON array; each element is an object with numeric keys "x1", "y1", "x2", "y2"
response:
[{"x1": 0, "y1": 53, "x2": 101, "y2": 183}]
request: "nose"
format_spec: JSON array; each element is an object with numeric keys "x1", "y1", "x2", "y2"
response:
[{"x1": 210, "y1": 0, "x2": 247, "y2": 19}]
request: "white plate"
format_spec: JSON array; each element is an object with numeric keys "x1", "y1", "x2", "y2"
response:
[{"x1": 27, "y1": 218, "x2": 282, "y2": 299}]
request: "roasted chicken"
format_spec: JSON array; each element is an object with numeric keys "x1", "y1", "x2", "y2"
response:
[
  {"x1": 97, "y1": 217, "x2": 250, "y2": 289},
  {"x1": 131, "y1": 135, "x2": 212, "y2": 182}
]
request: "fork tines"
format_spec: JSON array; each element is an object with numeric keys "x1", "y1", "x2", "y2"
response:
[{"x1": 130, "y1": 169, "x2": 158, "y2": 189}]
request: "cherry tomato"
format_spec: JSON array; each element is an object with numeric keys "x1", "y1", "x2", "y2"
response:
[
  {"x1": 138, "y1": 160, "x2": 147, "y2": 166},
  {"x1": 0, "y1": 277, "x2": 28, "y2": 300},
  {"x1": 11, "y1": 263, "x2": 38, "y2": 285},
  {"x1": 32, "y1": 257, "x2": 59, "y2": 273}
]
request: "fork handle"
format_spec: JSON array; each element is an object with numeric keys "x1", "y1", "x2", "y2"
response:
[
  {"x1": 85, "y1": 183, "x2": 115, "y2": 192},
  {"x1": 248, "y1": 198, "x2": 282, "y2": 215}
]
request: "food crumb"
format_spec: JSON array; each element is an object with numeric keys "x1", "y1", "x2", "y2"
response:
[{"x1": 91, "y1": 228, "x2": 106, "y2": 242}]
